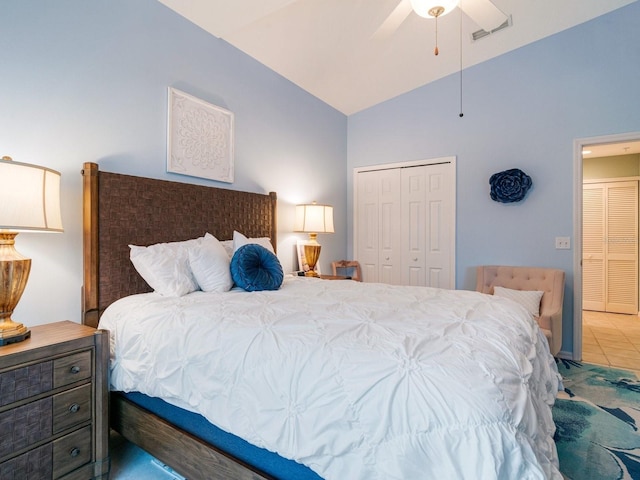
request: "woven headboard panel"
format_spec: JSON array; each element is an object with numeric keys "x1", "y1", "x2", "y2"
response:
[{"x1": 81, "y1": 162, "x2": 277, "y2": 328}]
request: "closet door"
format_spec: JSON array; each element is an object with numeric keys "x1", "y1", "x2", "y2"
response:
[
  {"x1": 402, "y1": 167, "x2": 426, "y2": 285},
  {"x1": 606, "y1": 181, "x2": 638, "y2": 314},
  {"x1": 583, "y1": 184, "x2": 605, "y2": 311},
  {"x1": 378, "y1": 169, "x2": 402, "y2": 284},
  {"x1": 357, "y1": 170, "x2": 380, "y2": 282},
  {"x1": 401, "y1": 164, "x2": 454, "y2": 288},
  {"x1": 583, "y1": 181, "x2": 638, "y2": 314},
  {"x1": 355, "y1": 159, "x2": 455, "y2": 287},
  {"x1": 356, "y1": 169, "x2": 401, "y2": 284}
]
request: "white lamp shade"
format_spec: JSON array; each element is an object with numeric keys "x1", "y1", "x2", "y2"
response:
[
  {"x1": 294, "y1": 203, "x2": 334, "y2": 234},
  {"x1": 0, "y1": 158, "x2": 63, "y2": 232},
  {"x1": 410, "y1": 0, "x2": 459, "y2": 17}
]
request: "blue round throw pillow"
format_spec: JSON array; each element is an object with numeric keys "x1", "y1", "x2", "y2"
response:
[{"x1": 231, "y1": 244, "x2": 284, "y2": 292}]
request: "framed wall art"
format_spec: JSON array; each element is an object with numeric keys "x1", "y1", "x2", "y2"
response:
[{"x1": 167, "y1": 87, "x2": 234, "y2": 183}]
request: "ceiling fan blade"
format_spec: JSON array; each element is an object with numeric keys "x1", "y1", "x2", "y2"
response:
[
  {"x1": 372, "y1": 0, "x2": 413, "y2": 40},
  {"x1": 459, "y1": 0, "x2": 507, "y2": 32}
]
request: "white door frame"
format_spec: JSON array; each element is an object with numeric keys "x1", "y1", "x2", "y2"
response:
[
  {"x1": 572, "y1": 131, "x2": 640, "y2": 361},
  {"x1": 353, "y1": 156, "x2": 457, "y2": 288}
]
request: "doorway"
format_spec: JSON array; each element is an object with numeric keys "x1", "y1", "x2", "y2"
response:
[{"x1": 574, "y1": 133, "x2": 640, "y2": 370}]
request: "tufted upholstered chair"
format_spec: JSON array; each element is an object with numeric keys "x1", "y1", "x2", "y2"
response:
[{"x1": 475, "y1": 265, "x2": 565, "y2": 356}]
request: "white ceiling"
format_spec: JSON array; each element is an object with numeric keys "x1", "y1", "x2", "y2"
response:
[
  {"x1": 583, "y1": 141, "x2": 640, "y2": 158},
  {"x1": 158, "y1": 0, "x2": 637, "y2": 115}
]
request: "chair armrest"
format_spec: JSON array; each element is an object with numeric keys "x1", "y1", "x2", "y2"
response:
[{"x1": 539, "y1": 308, "x2": 562, "y2": 356}]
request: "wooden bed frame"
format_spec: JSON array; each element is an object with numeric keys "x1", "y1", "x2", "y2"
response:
[{"x1": 81, "y1": 162, "x2": 278, "y2": 480}]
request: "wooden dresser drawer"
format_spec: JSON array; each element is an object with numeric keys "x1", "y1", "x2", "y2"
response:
[
  {"x1": 0, "y1": 442, "x2": 53, "y2": 479},
  {"x1": 0, "y1": 384, "x2": 91, "y2": 461},
  {"x1": 53, "y1": 385, "x2": 92, "y2": 434},
  {"x1": 0, "y1": 426, "x2": 92, "y2": 480},
  {"x1": 52, "y1": 425, "x2": 92, "y2": 479},
  {"x1": 0, "y1": 396, "x2": 53, "y2": 459},
  {"x1": 0, "y1": 361, "x2": 53, "y2": 407},
  {"x1": 53, "y1": 352, "x2": 92, "y2": 389},
  {"x1": 0, "y1": 349, "x2": 91, "y2": 411}
]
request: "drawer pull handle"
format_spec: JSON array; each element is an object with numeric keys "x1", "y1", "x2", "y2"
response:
[
  {"x1": 70, "y1": 365, "x2": 81, "y2": 374},
  {"x1": 70, "y1": 447, "x2": 81, "y2": 458},
  {"x1": 69, "y1": 403, "x2": 81, "y2": 413}
]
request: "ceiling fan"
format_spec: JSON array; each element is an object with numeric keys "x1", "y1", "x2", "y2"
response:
[{"x1": 374, "y1": 0, "x2": 508, "y2": 53}]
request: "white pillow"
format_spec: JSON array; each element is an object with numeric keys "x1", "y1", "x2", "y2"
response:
[
  {"x1": 232, "y1": 230, "x2": 275, "y2": 254},
  {"x1": 493, "y1": 286, "x2": 544, "y2": 317},
  {"x1": 220, "y1": 240, "x2": 234, "y2": 259},
  {"x1": 189, "y1": 233, "x2": 233, "y2": 292},
  {"x1": 129, "y1": 237, "x2": 201, "y2": 297}
]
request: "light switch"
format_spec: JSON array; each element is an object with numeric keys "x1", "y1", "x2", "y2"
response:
[{"x1": 555, "y1": 237, "x2": 570, "y2": 249}]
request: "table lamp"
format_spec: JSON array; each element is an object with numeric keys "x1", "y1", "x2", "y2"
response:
[
  {"x1": 294, "y1": 202, "x2": 334, "y2": 277},
  {"x1": 0, "y1": 156, "x2": 63, "y2": 346}
]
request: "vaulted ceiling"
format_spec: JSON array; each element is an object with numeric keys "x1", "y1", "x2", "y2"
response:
[{"x1": 158, "y1": 0, "x2": 636, "y2": 115}]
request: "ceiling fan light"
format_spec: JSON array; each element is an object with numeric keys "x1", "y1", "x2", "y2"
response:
[{"x1": 410, "y1": 0, "x2": 459, "y2": 18}]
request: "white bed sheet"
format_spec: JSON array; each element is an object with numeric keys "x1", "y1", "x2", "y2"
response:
[{"x1": 99, "y1": 276, "x2": 562, "y2": 480}]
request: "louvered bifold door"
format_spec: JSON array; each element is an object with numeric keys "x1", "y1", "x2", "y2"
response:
[
  {"x1": 583, "y1": 184, "x2": 606, "y2": 311},
  {"x1": 605, "y1": 181, "x2": 638, "y2": 314}
]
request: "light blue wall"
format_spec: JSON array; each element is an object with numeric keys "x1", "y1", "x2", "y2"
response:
[
  {"x1": 347, "y1": 1, "x2": 640, "y2": 355},
  {"x1": 3, "y1": 0, "x2": 638, "y2": 356},
  {"x1": 0, "y1": 0, "x2": 347, "y2": 327}
]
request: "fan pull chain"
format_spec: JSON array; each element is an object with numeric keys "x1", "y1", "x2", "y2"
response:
[
  {"x1": 428, "y1": 6, "x2": 445, "y2": 56},
  {"x1": 434, "y1": 16, "x2": 439, "y2": 55}
]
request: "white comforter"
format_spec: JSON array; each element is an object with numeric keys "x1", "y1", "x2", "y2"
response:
[{"x1": 99, "y1": 276, "x2": 562, "y2": 480}]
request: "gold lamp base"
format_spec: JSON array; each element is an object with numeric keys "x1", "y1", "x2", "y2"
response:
[
  {"x1": 0, "y1": 232, "x2": 32, "y2": 346},
  {"x1": 0, "y1": 322, "x2": 31, "y2": 346},
  {"x1": 304, "y1": 243, "x2": 321, "y2": 277}
]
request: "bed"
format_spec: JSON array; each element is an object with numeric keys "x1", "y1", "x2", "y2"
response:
[{"x1": 81, "y1": 162, "x2": 563, "y2": 480}]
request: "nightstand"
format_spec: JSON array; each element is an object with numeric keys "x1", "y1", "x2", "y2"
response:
[
  {"x1": 0, "y1": 321, "x2": 109, "y2": 479},
  {"x1": 319, "y1": 275, "x2": 352, "y2": 280}
]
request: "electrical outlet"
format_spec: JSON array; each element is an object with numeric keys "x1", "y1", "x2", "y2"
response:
[{"x1": 555, "y1": 236, "x2": 570, "y2": 249}]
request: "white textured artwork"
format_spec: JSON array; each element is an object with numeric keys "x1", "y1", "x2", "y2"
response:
[{"x1": 167, "y1": 87, "x2": 234, "y2": 183}]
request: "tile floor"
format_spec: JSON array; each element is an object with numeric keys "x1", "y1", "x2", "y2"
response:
[
  {"x1": 110, "y1": 430, "x2": 181, "y2": 479},
  {"x1": 582, "y1": 309, "x2": 640, "y2": 376}
]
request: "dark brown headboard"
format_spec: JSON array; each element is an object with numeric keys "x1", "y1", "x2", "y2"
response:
[{"x1": 82, "y1": 162, "x2": 277, "y2": 328}]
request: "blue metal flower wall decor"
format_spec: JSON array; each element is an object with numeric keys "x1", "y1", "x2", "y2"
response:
[{"x1": 489, "y1": 168, "x2": 532, "y2": 203}]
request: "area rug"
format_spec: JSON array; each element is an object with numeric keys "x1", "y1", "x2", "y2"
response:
[{"x1": 554, "y1": 360, "x2": 640, "y2": 479}]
